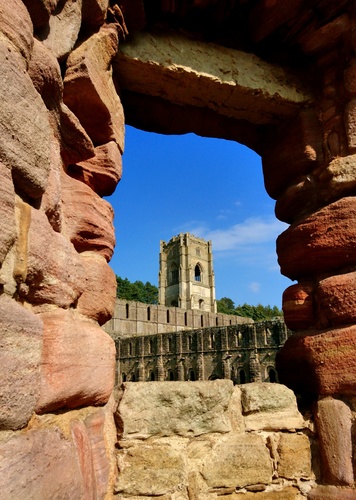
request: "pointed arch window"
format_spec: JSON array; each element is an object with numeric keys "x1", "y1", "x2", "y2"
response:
[
  {"x1": 194, "y1": 264, "x2": 202, "y2": 282},
  {"x1": 169, "y1": 262, "x2": 179, "y2": 285}
]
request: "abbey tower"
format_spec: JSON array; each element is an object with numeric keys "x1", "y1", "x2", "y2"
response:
[{"x1": 158, "y1": 233, "x2": 217, "y2": 313}]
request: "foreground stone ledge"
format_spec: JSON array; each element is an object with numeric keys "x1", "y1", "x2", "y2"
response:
[
  {"x1": 114, "y1": 31, "x2": 313, "y2": 127},
  {"x1": 36, "y1": 308, "x2": 116, "y2": 413},
  {"x1": 116, "y1": 380, "x2": 235, "y2": 439}
]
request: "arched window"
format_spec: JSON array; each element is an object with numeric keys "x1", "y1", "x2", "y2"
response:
[
  {"x1": 167, "y1": 309, "x2": 170, "y2": 323},
  {"x1": 199, "y1": 299, "x2": 204, "y2": 310},
  {"x1": 168, "y1": 336, "x2": 172, "y2": 352},
  {"x1": 184, "y1": 312, "x2": 188, "y2": 326},
  {"x1": 239, "y1": 369, "x2": 246, "y2": 384},
  {"x1": 125, "y1": 303, "x2": 129, "y2": 319},
  {"x1": 216, "y1": 317, "x2": 219, "y2": 326},
  {"x1": 188, "y1": 335, "x2": 193, "y2": 350},
  {"x1": 209, "y1": 332, "x2": 215, "y2": 349},
  {"x1": 189, "y1": 370, "x2": 196, "y2": 381},
  {"x1": 201, "y1": 315, "x2": 204, "y2": 327},
  {"x1": 169, "y1": 263, "x2": 179, "y2": 285},
  {"x1": 194, "y1": 264, "x2": 201, "y2": 282},
  {"x1": 147, "y1": 306, "x2": 151, "y2": 321},
  {"x1": 122, "y1": 373, "x2": 127, "y2": 382},
  {"x1": 131, "y1": 373, "x2": 136, "y2": 382},
  {"x1": 268, "y1": 368, "x2": 277, "y2": 383},
  {"x1": 168, "y1": 369, "x2": 174, "y2": 381},
  {"x1": 150, "y1": 370, "x2": 155, "y2": 381}
]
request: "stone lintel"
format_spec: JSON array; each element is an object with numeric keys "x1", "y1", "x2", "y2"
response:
[{"x1": 113, "y1": 31, "x2": 313, "y2": 126}]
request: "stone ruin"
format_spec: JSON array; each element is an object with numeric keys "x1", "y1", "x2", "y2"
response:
[{"x1": 0, "y1": 0, "x2": 356, "y2": 498}]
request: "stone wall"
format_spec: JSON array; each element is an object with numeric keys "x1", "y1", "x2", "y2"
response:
[
  {"x1": 114, "y1": 381, "x2": 314, "y2": 499},
  {"x1": 104, "y1": 299, "x2": 253, "y2": 338},
  {"x1": 115, "y1": 320, "x2": 289, "y2": 384}
]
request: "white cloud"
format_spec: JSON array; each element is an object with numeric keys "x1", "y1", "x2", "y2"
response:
[
  {"x1": 190, "y1": 217, "x2": 287, "y2": 251},
  {"x1": 249, "y1": 282, "x2": 261, "y2": 293}
]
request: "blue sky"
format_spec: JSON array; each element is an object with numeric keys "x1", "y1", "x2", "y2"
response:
[{"x1": 108, "y1": 125, "x2": 292, "y2": 308}]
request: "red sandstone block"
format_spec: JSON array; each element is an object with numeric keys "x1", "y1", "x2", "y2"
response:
[
  {"x1": 282, "y1": 283, "x2": 315, "y2": 330},
  {"x1": 262, "y1": 109, "x2": 323, "y2": 199},
  {"x1": 277, "y1": 197, "x2": 356, "y2": 280},
  {"x1": 316, "y1": 272, "x2": 356, "y2": 327},
  {"x1": 308, "y1": 485, "x2": 356, "y2": 499},
  {"x1": 276, "y1": 325, "x2": 356, "y2": 397},
  {"x1": 314, "y1": 398, "x2": 353, "y2": 486},
  {"x1": 36, "y1": 308, "x2": 116, "y2": 413}
]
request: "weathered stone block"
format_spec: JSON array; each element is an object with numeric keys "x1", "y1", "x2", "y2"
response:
[
  {"x1": 116, "y1": 380, "x2": 234, "y2": 439},
  {"x1": 114, "y1": 32, "x2": 312, "y2": 131},
  {"x1": 315, "y1": 398, "x2": 353, "y2": 486},
  {"x1": 25, "y1": 207, "x2": 85, "y2": 309},
  {"x1": 70, "y1": 140, "x2": 122, "y2": 197},
  {"x1": 64, "y1": 24, "x2": 124, "y2": 150},
  {"x1": 282, "y1": 283, "x2": 315, "y2": 330},
  {"x1": 0, "y1": 162, "x2": 16, "y2": 265},
  {"x1": 316, "y1": 272, "x2": 356, "y2": 327},
  {"x1": 115, "y1": 443, "x2": 187, "y2": 496},
  {"x1": 240, "y1": 383, "x2": 304, "y2": 431},
  {"x1": 308, "y1": 485, "x2": 356, "y2": 499},
  {"x1": 277, "y1": 325, "x2": 356, "y2": 396},
  {"x1": 318, "y1": 154, "x2": 356, "y2": 199},
  {"x1": 40, "y1": 0, "x2": 83, "y2": 60},
  {"x1": 0, "y1": 296, "x2": 42, "y2": 430},
  {"x1": 201, "y1": 433, "x2": 272, "y2": 488},
  {"x1": 77, "y1": 252, "x2": 117, "y2": 325},
  {"x1": 0, "y1": 429, "x2": 84, "y2": 499},
  {"x1": 61, "y1": 172, "x2": 115, "y2": 261},
  {"x1": 277, "y1": 433, "x2": 312, "y2": 479},
  {"x1": 228, "y1": 487, "x2": 303, "y2": 499},
  {"x1": 36, "y1": 308, "x2": 116, "y2": 413},
  {"x1": 277, "y1": 197, "x2": 356, "y2": 280},
  {"x1": 262, "y1": 110, "x2": 323, "y2": 198},
  {"x1": 275, "y1": 175, "x2": 319, "y2": 224},
  {"x1": 0, "y1": 0, "x2": 34, "y2": 63},
  {"x1": 0, "y1": 38, "x2": 51, "y2": 199}
]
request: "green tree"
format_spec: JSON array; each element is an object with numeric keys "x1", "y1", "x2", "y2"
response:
[
  {"x1": 116, "y1": 276, "x2": 158, "y2": 304},
  {"x1": 218, "y1": 297, "x2": 283, "y2": 320}
]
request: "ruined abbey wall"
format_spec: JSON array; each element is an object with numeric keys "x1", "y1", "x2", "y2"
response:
[{"x1": 1, "y1": 1, "x2": 356, "y2": 498}]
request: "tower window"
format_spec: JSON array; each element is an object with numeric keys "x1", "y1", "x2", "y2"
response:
[{"x1": 194, "y1": 264, "x2": 201, "y2": 281}]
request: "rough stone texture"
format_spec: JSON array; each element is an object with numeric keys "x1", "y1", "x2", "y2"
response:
[
  {"x1": 114, "y1": 32, "x2": 313, "y2": 128},
  {"x1": 61, "y1": 171, "x2": 115, "y2": 261},
  {"x1": 201, "y1": 433, "x2": 272, "y2": 488},
  {"x1": 316, "y1": 272, "x2": 356, "y2": 327},
  {"x1": 277, "y1": 433, "x2": 312, "y2": 479},
  {"x1": 318, "y1": 154, "x2": 356, "y2": 200},
  {"x1": 308, "y1": 485, "x2": 356, "y2": 500},
  {"x1": 229, "y1": 488, "x2": 303, "y2": 500},
  {"x1": 116, "y1": 380, "x2": 234, "y2": 439},
  {"x1": 315, "y1": 398, "x2": 353, "y2": 486},
  {"x1": 28, "y1": 38, "x2": 94, "y2": 166},
  {"x1": 0, "y1": 428, "x2": 84, "y2": 499},
  {"x1": 77, "y1": 252, "x2": 117, "y2": 325},
  {"x1": 22, "y1": 0, "x2": 59, "y2": 28},
  {"x1": 69, "y1": 140, "x2": 123, "y2": 197},
  {"x1": 24, "y1": 206, "x2": 85, "y2": 309},
  {"x1": 240, "y1": 383, "x2": 304, "y2": 431},
  {"x1": 64, "y1": 24, "x2": 124, "y2": 150},
  {"x1": 0, "y1": 162, "x2": 16, "y2": 264},
  {"x1": 262, "y1": 110, "x2": 323, "y2": 199},
  {"x1": 0, "y1": 38, "x2": 51, "y2": 199},
  {"x1": 82, "y1": 0, "x2": 108, "y2": 27},
  {"x1": 39, "y1": 0, "x2": 83, "y2": 60},
  {"x1": 282, "y1": 283, "x2": 315, "y2": 330},
  {"x1": 0, "y1": 295, "x2": 42, "y2": 430},
  {"x1": 36, "y1": 308, "x2": 116, "y2": 413},
  {"x1": 277, "y1": 197, "x2": 356, "y2": 280},
  {"x1": 116, "y1": 443, "x2": 187, "y2": 496},
  {"x1": 277, "y1": 325, "x2": 356, "y2": 396},
  {"x1": 0, "y1": 0, "x2": 34, "y2": 63},
  {"x1": 275, "y1": 174, "x2": 319, "y2": 224}
]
